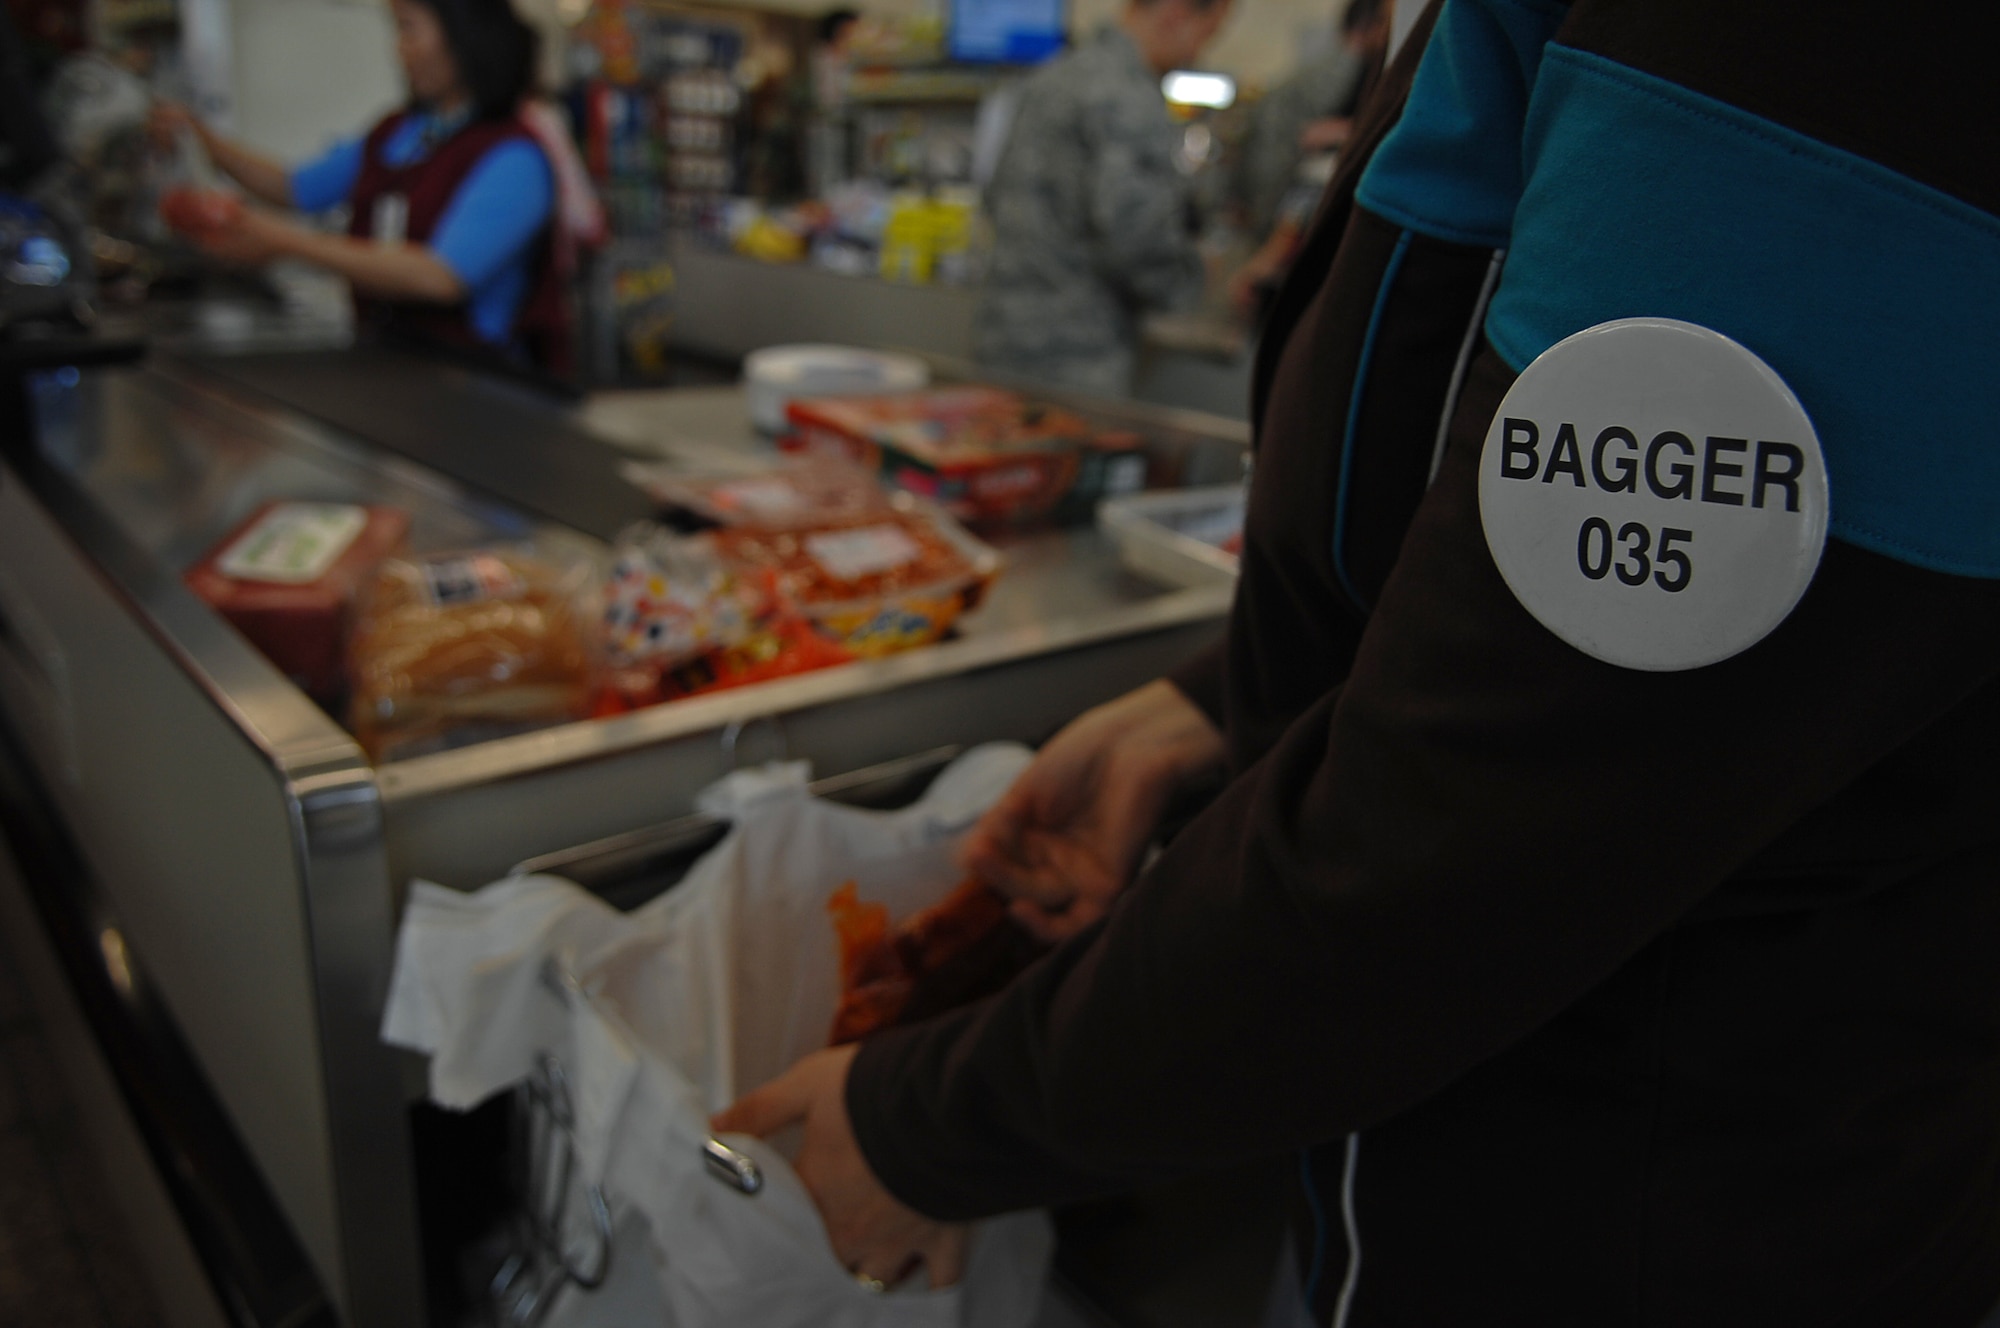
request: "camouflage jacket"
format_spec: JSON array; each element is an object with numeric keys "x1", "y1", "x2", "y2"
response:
[{"x1": 972, "y1": 26, "x2": 1205, "y2": 395}]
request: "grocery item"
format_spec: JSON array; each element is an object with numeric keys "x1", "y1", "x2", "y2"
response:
[
  {"x1": 621, "y1": 456, "x2": 894, "y2": 531},
  {"x1": 655, "y1": 613, "x2": 857, "y2": 701},
  {"x1": 710, "y1": 502, "x2": 1000, "y2": 656},
  {"x1": 347, "y1": 547, "x2": 597, "y2": 760},
  {"x1": 184, "y1": 501, "x2": 410, "y2": 704},
  {"x1": 783, "y1": 387, "x2": 1150, "y2": 526},
  {"x1": 603, "y1": 524, "x2": 763, "y2": 665},
  {"x1": 598, "y1": 523, "x2": 861, "y2": 709},
  {"x1": 742, "y1": 345, "x2": 927, "y2": 434},
  {"x1": 159, "y1": 186, "x2": 245, "y2": 237},
  {"x1": 828, "y1": 876, "x2": 1046, "y2": 1045}
]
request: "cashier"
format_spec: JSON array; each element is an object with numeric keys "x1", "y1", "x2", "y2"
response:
[
  {"x1": 149, "y1": 0, "x2": 559, "y2": 365},
  {"x1": 970, "y1": 0, "x2": 1231, "y2": 397},
  {"x1": 719, "y1": 0, "x2": 2000, "y2": 1322}
]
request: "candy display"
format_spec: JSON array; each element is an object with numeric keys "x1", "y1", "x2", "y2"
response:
[
  {"x1": 184, "y1": 502, "x2": 410, "y2": 705},
  {"x1": 347, "y1": 548, "x2": 597, "y2": 760}
]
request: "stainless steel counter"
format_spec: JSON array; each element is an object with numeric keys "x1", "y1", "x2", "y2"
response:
[
  {"x1": 0, "y1": 342, "x2": 1241, "y2": 1327},
  {"x1": 654, "y1": 234, "x2": 1257, "y2": 420}
]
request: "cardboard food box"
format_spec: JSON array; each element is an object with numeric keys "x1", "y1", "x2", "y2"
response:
[{"x1": 781, "y1": 387, "x2": 1149, "y2": 526}]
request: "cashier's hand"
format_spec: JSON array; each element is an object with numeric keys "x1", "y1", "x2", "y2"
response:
[
  {"x1": 146, "y1": 99, "x2": 203, "y2": 151},
  {"x1": 186, "y1": 206, "x2": 294, "y2": 268},
  {"x1": 960, "y1": 679, "x2": 1225, "y2": 942},
  {"x1": 711, "y1": 1045, "x2": 969, "y2": 1289}
]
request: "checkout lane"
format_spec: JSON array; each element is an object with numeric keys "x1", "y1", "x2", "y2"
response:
[
  {"x1": 0, "y1": 0, "x2": 1284, "y2": 1312},
  {"x1": 0, "y1": 316, "x2": 1249, "y2": 1327}
]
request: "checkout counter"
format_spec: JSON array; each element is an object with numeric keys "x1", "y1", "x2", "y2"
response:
[
  {"x1": 657, "y1": 233, "x2": 1257, "y2": 421},
  {"x1": 0, "y1": 311, "x2": 1258, "y2": 1327}
]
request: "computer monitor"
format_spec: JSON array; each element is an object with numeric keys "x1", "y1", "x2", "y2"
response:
[{"x1": 948, "y1": 0, "x2": 1067, "y2": 66}]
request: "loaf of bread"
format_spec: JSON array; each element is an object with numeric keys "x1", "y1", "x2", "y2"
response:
[{"x1": 347, "y1": 548, "x2": 595, "y2": 760}]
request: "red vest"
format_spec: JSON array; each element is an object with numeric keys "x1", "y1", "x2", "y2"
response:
[{"x1": 346, "y1": 109, "x2": 569, "y2": 375}]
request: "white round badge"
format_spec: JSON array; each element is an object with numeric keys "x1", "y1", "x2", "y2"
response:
[{"x1": 1478, "y1": 318, "x2": 1828, "y2": 672}]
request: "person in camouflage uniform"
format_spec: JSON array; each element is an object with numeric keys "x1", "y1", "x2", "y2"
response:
[
  {"x1": 973, "y1": 0, "x2": 1232, "y2": 397},
  {"x1": 1232, "y1": 0, "x2": 1387, "y2": 240}
]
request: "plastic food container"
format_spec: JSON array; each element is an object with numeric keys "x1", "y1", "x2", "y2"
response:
[
  {"x1": 712, "y1": 498, "x2": 1001, "y2": 657},
  {"x1": 743, "y1": 344, "x2": 929, "y2": 434},
  {"x1": 1097, "y1": 485, "x2": 1246, "y2": 590}
]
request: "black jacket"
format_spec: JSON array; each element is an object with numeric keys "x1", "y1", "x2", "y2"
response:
[{"x1": 849, "y1": 3, "x2": 2000, "y2": 1322}]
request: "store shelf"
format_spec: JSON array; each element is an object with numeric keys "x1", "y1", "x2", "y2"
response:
[{"x1": 846, "y1": 67, "x2": 1005, "y2": 103}]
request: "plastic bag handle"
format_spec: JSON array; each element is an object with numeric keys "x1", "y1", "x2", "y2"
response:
[{"x1": 703, "y1": 1137, "x2": 765, "y2": 1195}]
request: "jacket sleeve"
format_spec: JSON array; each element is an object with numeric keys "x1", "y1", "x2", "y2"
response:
[
  {"x1": 847, "y1": 345, "x2": 2000, "y2": 1218},
  {"x1": 1164, "y1": 641, "x2": 1226, "y2": 729},
  {"x1": 844, "y1": 0, "x2": 2000, "y2": 1217}
]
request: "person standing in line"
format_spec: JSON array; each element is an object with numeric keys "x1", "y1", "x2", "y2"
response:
[
  {"x1": 1227, "y1": 0, "x2": 1390, "y2": 319},
  {"x1": 971, "y1": 0, "x2": 1233, "y2": 397}
]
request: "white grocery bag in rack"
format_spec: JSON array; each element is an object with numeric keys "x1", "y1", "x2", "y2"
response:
[{"x1": 382, "y1": 743, "x2": 1052, "y2": 1328}]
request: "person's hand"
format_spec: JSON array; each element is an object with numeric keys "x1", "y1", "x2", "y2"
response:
[
  {"x1": 186, "y1": 205, "x2": 293, "y2": 267},
  {"x1": 1229, "y1": 250, "x2": 1282, "y2": 316},
  {"x1": 711, "y1": 1045, "x2": 968, "y2": 1290},
  {"x1": 1298, "y1": 115, "x2": 1353, "y2": 153},
  {"x1": 146, "y1": 99, "x2": 203, "y2": 152},
  {"x1": 959, "y1": 679, "x2": 1224, "y2": 941}
]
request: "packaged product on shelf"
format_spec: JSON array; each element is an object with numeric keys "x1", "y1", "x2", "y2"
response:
[
  {"x1": 184, "y1": 501, "x2": 410, "y2": 705},
  {"x1": 710, "y1": 501, "x2": 1001, "y2": 656},
  {"x1": 620, "y1": 455, "x2": 894, "y2": 530},
  {"x1": 782, "y1": 387, "x2": 1151, "y2": 526},
  {"x1": 158, "y1": 186, "x2": 244, "y2": 239},
  {"x1": 347, "y1": 547, "x2": 598, "y2": 761}
]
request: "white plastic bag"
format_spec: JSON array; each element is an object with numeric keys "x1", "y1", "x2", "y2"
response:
[{"x1": 382, "y1": 744, "x2": 1052, "y2": 1328}]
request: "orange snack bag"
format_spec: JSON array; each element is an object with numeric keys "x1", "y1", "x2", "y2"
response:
[{"x1": 826, "y1": 876, "x2": 1045, "y2": 1046}]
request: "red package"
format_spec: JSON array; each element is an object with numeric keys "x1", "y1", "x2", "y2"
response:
[
  {"x1": 708, "y1": 506, "x2": 1000, "y2": 657},
  {"x1": 160, "y1": 187, "x2": 245, "y2": 237},
  {"x1": 826, "y1": 876, "x2": 1046, "y2": 1046},
  {"x1": 656, "y1": 614, "x2": 857, "y2": 701},
  {"x1": 783, "y1": 388, "x2": 1149, "y2": 526},
  {"x1": 185, "y1": 502, "x2": 409, "y2": 703}
]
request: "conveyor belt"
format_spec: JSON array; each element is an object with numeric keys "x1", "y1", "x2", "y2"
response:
[{"x1": 182, "y1": 344, "x2": 657, "y2": 541}]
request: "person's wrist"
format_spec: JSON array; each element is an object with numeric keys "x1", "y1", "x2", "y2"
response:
[
  {"x1": 1161, "y1": 718, "x2": 1226, "y2": 783},
  {"x1": 259, "y1": 213, "x2": 300, "y2": 255},
  {"x1": 1130, "y1": 681, "x2": 1225, "y2": 785}
]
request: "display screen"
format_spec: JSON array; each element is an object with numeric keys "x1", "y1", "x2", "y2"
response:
[{"x1": 949, "y1": 0, "x2": 1067, "y2": 65}]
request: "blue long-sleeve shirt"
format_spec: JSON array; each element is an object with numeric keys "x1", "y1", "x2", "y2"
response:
[{"x1": 290, "y1": 111, "x2": 554, "y2": 346}]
